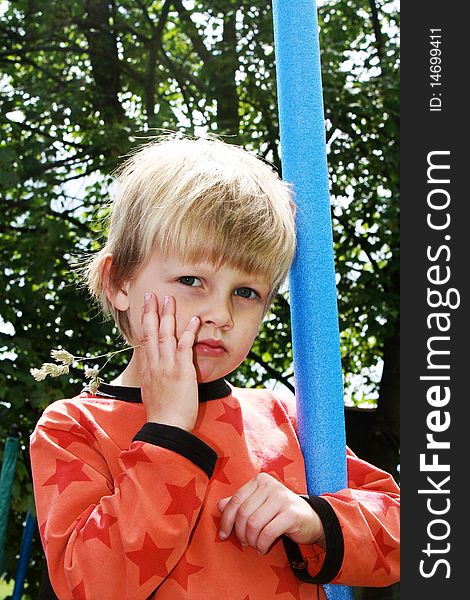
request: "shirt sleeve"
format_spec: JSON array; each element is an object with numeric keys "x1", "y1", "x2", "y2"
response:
[
  {"x1": 272, "y1": 389, "x2": 400, "y2": 587},
  {"x1": 287, "y1": 449, "x2": 400, "y2": 588},
  {"x1": 29, "y1": 401, "x2": 217, "y2": 600}
]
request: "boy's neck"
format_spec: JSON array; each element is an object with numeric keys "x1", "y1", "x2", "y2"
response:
[{"x1": 110, "y1": 351, "x2": 141, "y2": 387}]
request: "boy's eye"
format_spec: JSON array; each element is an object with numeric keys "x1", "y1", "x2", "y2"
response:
[
  {"x1": 178, "y1": 276, "x2": 202, "y2": 287},
  {"x1": 234, "y1": 287, "x2": 259, "y2": 299}
]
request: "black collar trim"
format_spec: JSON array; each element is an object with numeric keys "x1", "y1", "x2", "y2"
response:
[{"x1": 84, "y1": 378, "x2": 231, "y2": 404}]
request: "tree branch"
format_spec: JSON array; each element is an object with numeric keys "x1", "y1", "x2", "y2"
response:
[
  {"x1": 334, "y1": 213, "x2": 381, "y2": 274},
  {"x1": 157, "y1": 41, "x2": 203, "y2": 95},
  {"x1": 6, "y1": 119, "x2": 85, "y2": 151},
  {"x1": 48, "y1": 208, "x2": 92, "y2": 235},
  {"x1": 248, "y1": 351, "x2": 294, "y2": 393},
  {"x1": 0, "y1": 44, "x2": 87, "y2": 59},
  {"x1": 142, "y1": 1, "x2": 172, "y2": 125},
  {"x1": 172, "y1": 0, "x2": 212, "y2": 64},
  {"x1": 368, "y1": 0, "x2": 384, "y2": 66},
  {"x1": 135, "y1": 0, "x2": 158, "y2": 30},
  {"x1": 0, "y1": 55, "x2": 66, "y2": 86}
]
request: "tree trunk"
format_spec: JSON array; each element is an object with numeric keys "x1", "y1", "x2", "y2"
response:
[
  {"x1": 84, "y1": 0, "x2": 124, "y2": 125},
  {"x1": 215, "y1": 9, "x2": 240, "y2": 137}
]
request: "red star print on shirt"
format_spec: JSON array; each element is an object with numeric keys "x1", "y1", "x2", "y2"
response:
[
  {"x1": 172, "y1": 555, "x2": 204, "y2": 590},
  {"x1": 64, "y1": 406, "x2": 100, "y2": 438},
  {"x1": 71, "y1": 580, "x2": 86, "y2": 600},
  {"x1": 271, "y1": 401, "x2": 289, "y2": 428},
  {"x1": 271, "y1": 564, "x2": 302, "y2": 600},
  {"x1": 213, "y1": 456, "x2": 231, "y2": 484},
  {"x1": 164, "y1": 478, "x2": 202, "y2": 526},
  {"x1": 48, "y1": 425, "x2": 93, "y2": 450},
  {"x1": 121, "y1": 444, "x2": 152, "y2": 470},
  {"x1": 349, "y1": 461, "x2": 385, "y2": 488},
  {"x1": 82, "y1": 509, "x2": 117, "y2": 548},
  {"x1": 215, "y1": 401, "x2": 244, "y2": 435},
  {"x1": 264, "y1": 453, "x2": 294, "y2": 479},
  {"x1": 212, "y1": 514, "x2": 244, "y2": 552},
  {"x1": 126, "y1": 533, "x2": 174, "y2": 585},
  {"x1": 43, "y1": 458, "x2": 92, "y2": 495},
  {"x1": 371, "y1": 529, "x2": 396, "y2": 575}
]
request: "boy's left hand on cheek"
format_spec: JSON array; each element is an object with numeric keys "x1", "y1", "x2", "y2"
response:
[{"x1": 217, "y1": 473, "x2": 325, "y2": 554}]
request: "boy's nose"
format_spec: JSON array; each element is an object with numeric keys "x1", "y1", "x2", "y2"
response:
[{"x1": 199, "y1": 298, "x2": 234, "y2": 330}]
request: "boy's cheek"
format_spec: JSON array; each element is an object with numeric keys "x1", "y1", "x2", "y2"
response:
[{"x1": 230, "y1": 343, "x2": 254, "y2": 367}]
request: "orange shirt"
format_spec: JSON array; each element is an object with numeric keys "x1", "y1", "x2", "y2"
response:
[{"x1": 30, "y1": 379, "x2": 399, "y2": 599}]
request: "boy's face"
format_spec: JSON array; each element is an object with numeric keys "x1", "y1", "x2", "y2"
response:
[{"x1": 114, "y1": 248, "x2": 272, "y2": 383}]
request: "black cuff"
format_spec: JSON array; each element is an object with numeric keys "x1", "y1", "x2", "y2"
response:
[
  {"x1": 133, "y1": 422, "x2": 218, "y2": 479},
  {"x1": 283, "y1": 495, "x2": 344, "y2": 584}
]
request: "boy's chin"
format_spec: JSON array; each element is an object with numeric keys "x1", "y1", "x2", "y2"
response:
[
  {"x1": 194, "y1": 360, "x2": 231, "y2": 384},
  {"x1": 195, "y1": 368, "x2": 224, "y2": 384}
]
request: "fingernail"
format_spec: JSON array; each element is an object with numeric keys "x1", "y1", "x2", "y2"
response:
[
  {"x1": 144, "y1": 292, "x2": 152, "y2": 304},
  {"x1": 218, "y1": 531, "x2": 227, "y2": 540},
  {"x1": 190, "y1": 316, "x2": 199, "y2": 323},
  {"x1": 164, "y1": 295, "x2": 170, "y2": 306}
]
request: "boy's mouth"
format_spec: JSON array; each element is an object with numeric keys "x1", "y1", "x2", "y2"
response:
[{"x1": 194, "y1": 338, "x2": 227, "y2": 357}]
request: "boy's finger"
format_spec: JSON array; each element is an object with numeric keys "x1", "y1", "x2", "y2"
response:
[
  {"x1": 217, "y1": 477, "x2": 258, "y2": 541},
  {"x1": 217, "y1": 498, "x2": 231, "y2": 513},
  {"x1": 136, "y1": 344, "x2": 150, "y2": 385},
  {"x1": 244, "y1": 500, "x2": 280, "y2": 550},
  {"x1": 235, "y1": 492, "x2": 270, "y2": 548},
  {"x1": 158, "y1": 295, "x2": 177, "y2": 368},
  {"x1": 176, "y1": 316, "x2": 200, "y2": 362},
  {"x1": 256, "y1": 513, "x2": 292, "y2": 555},
  {"x1": 141, "y1": 292, "x2": 160, "y2": 361}
]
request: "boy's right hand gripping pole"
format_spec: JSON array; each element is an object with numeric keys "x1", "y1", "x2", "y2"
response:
[{"x1": 271, "y1": 2, "x2": 352, "y2": 599}]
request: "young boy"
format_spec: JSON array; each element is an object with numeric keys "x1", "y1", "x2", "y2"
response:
[{"x1": 30, "y1": 136, "x2": 399, "y2": 599}]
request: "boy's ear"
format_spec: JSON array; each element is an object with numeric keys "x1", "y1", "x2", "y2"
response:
[{"x1": 98, "y1": 253, "x2": 130, "y2": 311}]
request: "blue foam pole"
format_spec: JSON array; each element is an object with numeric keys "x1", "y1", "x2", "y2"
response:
[
  {"x1": 271, "y1": 2, "x2": 351, "y2": 598},
  {"x1": 12, "y1": 512, "x2": 36, "y2": 600}
]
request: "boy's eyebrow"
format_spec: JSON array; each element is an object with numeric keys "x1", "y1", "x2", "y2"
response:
[{"x1": 238, "y1": 275, "x2": 271, "y2": 288}]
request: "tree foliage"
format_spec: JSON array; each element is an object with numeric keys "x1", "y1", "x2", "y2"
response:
[{"x1": 0, "y1": 0, "x2": 399, "y2": 594}]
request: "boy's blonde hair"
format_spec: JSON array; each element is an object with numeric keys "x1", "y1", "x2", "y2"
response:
[{"x1": 85, "y1": 135, "x2": 296, "y2": 343}]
